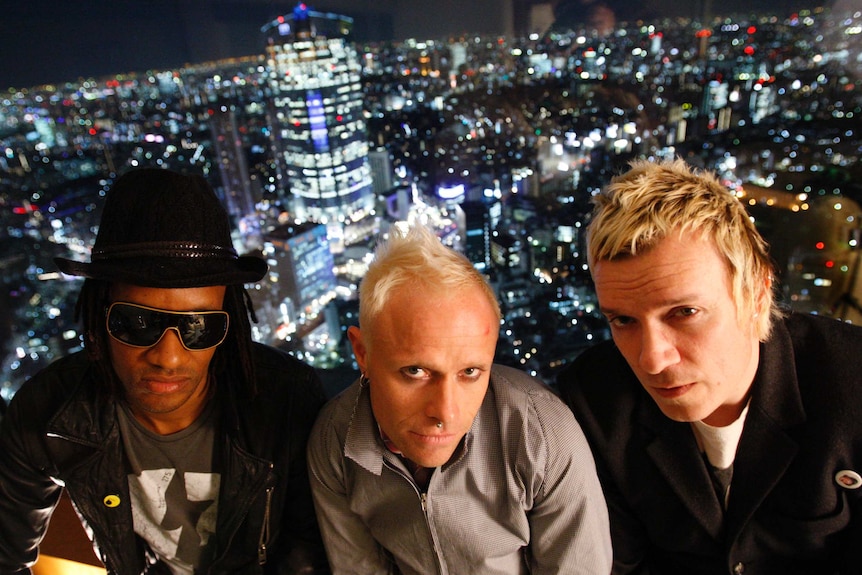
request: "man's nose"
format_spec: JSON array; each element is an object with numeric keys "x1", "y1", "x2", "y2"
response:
[
  {"x1": 638, "y1": 326, "x2": 680, "y2": 375},
  {"x1": 144, "y1": 328, "x2": 188, "y2": 368},
  {"x1": 426, "y1": 377, "x2": 459, "y2": 426}
]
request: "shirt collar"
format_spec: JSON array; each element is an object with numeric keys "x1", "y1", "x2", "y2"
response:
[{"x1": 343, "y1": 376, "x2": 479, "y2": 476}]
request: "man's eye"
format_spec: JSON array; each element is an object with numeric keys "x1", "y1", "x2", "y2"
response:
[
  {"x1": 608, "y1": 316, "x2": 633, "y2": 327},
  {"x1": 402, "y1": 366, "x2": 426, "y2": 378},
  {"x1": 678, "y1": 307, "x2": 698, "y2": 317},
  {"x1": 462, "y1": 367, "x2": 483, "y2": 378}
]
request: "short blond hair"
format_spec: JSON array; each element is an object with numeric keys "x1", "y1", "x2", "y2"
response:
[
  {"x1": 587, "y1": 158, "x2": 780, "y2": 340},
  {"x1": 358, "y1": 225, "x2": 501, "y2": 332}
]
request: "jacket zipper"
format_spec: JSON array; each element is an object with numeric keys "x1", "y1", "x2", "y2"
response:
[
  {"x1": 382, "y1": 459, "x2": 443, "y2": 575},
  {"x1": 258, "y1": 486, "x2": 273, "y2": 565}
]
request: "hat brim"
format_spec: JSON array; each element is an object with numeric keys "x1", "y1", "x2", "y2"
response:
[{"x1": 54, "y1": 255, "x2": 268, "y2": 288}]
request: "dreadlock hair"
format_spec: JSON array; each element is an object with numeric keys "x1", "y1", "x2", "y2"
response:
[
  {"x1": 213, "y1": 284, "x2": 260, "y2": 397},
  {"x1": 75, "y1": 279, "x2": 260, "y2": 399},
  {"x1": 76, "y1": 278, "x2": 116, "y2": 396}
]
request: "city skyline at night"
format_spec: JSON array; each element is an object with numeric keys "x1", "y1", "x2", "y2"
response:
[
  {"x1": 1, "y1": 0, "x2": 824, "y2": 89},
  {"x1": 2, "y1": 2, "x2": 862, "y2": 405}
]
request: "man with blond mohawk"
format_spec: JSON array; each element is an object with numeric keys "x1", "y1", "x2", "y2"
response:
[
  {"x1": 308, "y1": 224, "x2": 611, "y2": 575},
  {"x1": 558, "y1": 158, "x2": 862, "y2": 574}
]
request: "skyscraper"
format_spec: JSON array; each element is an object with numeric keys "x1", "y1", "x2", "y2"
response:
[{"x1": 262, "y1": 3, "x2": 375, "y2": 225}]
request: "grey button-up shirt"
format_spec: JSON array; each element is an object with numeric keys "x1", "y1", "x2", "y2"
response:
[{"x1": 308, "y1": 364, "x2": 612, "y2": 575}]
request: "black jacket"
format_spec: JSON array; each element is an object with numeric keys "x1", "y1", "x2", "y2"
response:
[
  {"x1": 0, "y1": 343, "x2": 329, "y2": 575},
  {"x1": 558, "y1": 313, "x2": 862, "y2": 575}
]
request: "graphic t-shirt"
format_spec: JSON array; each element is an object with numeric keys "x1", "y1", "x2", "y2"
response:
[{"x1": 117, "y1": 400, "x2": 220, "y2": 575}]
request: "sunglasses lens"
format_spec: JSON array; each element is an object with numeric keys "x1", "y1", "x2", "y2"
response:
[
  {"x1": 177, "y1": 313, "x2": 228, "y2": 350},
  {"x1": 107, "y1": 304, "x2": 228, "y2": 350},
  {"x1": 108, "y1": 305, "x2": 168, "y2": 347}
]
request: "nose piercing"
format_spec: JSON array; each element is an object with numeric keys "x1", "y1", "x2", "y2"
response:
[{"x1": 436, "y1": 421, "x2": 443, "y2": 429}]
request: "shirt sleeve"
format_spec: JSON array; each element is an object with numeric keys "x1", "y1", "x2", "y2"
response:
[
  {"x1": 306, "y1": 404, "x2": 395, "y2": 575},
  {"x1": 526, "y1": 392, "x2": 613, "y2": 575}
]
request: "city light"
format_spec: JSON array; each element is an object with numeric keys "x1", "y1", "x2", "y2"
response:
[{"x1": 2, "y1": 3, "x2": 862, "y2": 403}]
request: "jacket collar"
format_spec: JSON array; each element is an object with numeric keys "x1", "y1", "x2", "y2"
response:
[
  {"x1": 344, "y1": 377, "x2": 477, "y2": 476},
  {"x1": 46, "y1": 359, "x2": 117, "y2": 450},
  {"x1": 344, "y1": 380, "x2": 388, "y2": 475}
]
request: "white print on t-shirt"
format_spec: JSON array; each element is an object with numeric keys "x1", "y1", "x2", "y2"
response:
[
  {"x1": 186, "y1": 472, "x2": 219, "y2": 546},
  {"x1": 129, "y1": 468, "x2": 220, "y2": 572}
]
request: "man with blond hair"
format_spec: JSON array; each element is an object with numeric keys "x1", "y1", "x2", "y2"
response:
[
  {"x1": 309, "y1": 225, "x2": 611, "y2": 574},
  {"x1": 558, "y1": 158, "x2": 862, "y2": 574}
]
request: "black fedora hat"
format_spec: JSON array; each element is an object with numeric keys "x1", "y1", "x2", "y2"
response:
[{"x1": 54, "y1": 168, "x2": 268, "y2": 288}]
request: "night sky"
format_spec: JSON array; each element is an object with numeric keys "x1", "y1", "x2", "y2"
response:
[{"x1": 0, "y1": 0, "x2": 840, "y2": 89}]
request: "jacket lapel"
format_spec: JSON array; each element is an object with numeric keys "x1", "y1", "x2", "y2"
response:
[
  {"x1": 725, "y1": 326, "x2": 805, "y2": 539},
  {"x1": 643, "y1": 407, "x2": 726, "y2": 540},
  {"x1": 638, "y1": 320, "x2": 806, "y2": 543}
]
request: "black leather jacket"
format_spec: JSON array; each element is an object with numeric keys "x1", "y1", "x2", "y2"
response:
[{"x1": 0, "y1": 343, "x2": 330, "y2": 575}]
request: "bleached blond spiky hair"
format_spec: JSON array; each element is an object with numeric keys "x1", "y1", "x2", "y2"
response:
[
  {"x1": 587, "y1": 158, "x2": 781, "y2": 341},
  {"x1": 358, "y1": 225, "x2": 501, "y2": 334}
]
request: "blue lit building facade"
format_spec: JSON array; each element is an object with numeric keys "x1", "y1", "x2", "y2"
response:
[
  {"x1": 257, "y1": 221, "x2": 338, "y2": 348},
  {"x1": 262, "y1": 4, "x2": 375, "y2": 225}
]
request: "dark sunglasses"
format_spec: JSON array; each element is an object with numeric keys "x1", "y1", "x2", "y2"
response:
[{"x1": 106, "y1": 302, "x2": 229, "y2": 351}]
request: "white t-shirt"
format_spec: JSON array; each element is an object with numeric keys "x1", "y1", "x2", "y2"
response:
[{"x1": 691, "y1": 401, "x2": 750, "y2": 508}]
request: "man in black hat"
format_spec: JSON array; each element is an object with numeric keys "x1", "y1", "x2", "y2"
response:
[{"x1": 0, "y1": 168, "x2": 330, "y2": 574}]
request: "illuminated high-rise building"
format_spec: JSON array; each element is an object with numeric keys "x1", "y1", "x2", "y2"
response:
[
  {"x1": 262, "y1": 3, "x2": 375, "y2": 225},
  {"x1": 252, "y1": 221, "x2": 337, "y2": 347},
  {"x1": 462, "y1": 201, "x2": 492, "y2": 272},
  {"x1": 209, "y1": 103, "x2": 256, "y2": 221}
]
